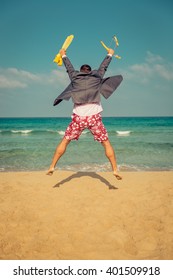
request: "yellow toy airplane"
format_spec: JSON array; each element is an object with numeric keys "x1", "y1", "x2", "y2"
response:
[{"x1": 101, "y1": 35, "x2": 121, "y2": 59}]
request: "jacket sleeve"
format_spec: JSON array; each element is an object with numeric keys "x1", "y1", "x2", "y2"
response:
[
  {"x1": 62, "y1": 56, "x2": 76, "y2": 81},
  {"x1": 97, "y1": 55, "x2": 112, "y2": 78},
  {"x1": 53, "y1": 56, "x2": 75, "y2": 107}
]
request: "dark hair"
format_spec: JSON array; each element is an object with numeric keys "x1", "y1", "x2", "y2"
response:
[{"x1": 80, "y1": 64, "x2": 91, "y2": 73}]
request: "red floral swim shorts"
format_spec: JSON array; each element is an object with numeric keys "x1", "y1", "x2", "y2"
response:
[{"x1": 64, "y1": 113, "x2": 108, "y2": 142}]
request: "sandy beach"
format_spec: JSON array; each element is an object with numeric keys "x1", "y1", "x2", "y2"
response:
[{"x1": 0, "y1": 170, "x2": 173, "y2": 260}]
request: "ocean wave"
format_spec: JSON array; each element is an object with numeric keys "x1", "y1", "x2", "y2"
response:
[
  {"x1": 1, "y1": 161, "x2": 173, "y2": 172},
  {"x1": 0, "y1": 167, "x2": 5, "y2": 171},
  {"x1": 57, "y1": 130, "x2": 65, "y2": 136},
  {"x1": 46, "y1": 129, "x2": 59, "y2": 133},
  {"x1": 62, "y1": 163, "x2": 173, "y2": 172},
  {"x1": 0, "y1": 129, "x2": 63, "y2": 135},
  {"x1": 147, "y1": 142, "x2": 173, "y2": 148},
  {"x1": 81, "y1": 131, "x2": 88, "y2": 134},
  {"x1": 119, "y1": 164, "x2": 147, "y2": 171},
  {"x1": 11, "y1": 129, "x2": 33, "y2": 134},
  {"x1": 116, "y1": 130, "x2": 131, "y2": 136},
  {"x1": 57, "y1": 130, "x2": 89, "y2": 136}
]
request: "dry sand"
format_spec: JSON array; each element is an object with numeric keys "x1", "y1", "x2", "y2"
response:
[{"x1": 0, "y1": 171, "x2": 173, "y2": 260}]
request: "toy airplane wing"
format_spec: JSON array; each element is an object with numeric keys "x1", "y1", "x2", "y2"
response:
[
  {"x1": 61, "y1": 35, "x2": 74, "y2": 50},
  {"x1": 101, "y1": 35, "x2": 121, "y2": 59},
  {"x1": 53, "y1": 35, "x2": 74, "y2": 66}
]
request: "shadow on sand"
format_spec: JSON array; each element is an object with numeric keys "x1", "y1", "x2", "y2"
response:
[{"x1": 53, "y1": 171, "x2": 118, "y2": 190}]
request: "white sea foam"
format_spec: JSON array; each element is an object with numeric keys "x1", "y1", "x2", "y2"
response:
[
  {"x1": 58, "y1": 162, "x2": 152, "y2": 172},
  {"x1": 57, "y1": 130, "x2": 65, "y2": 135},
  {"x1": 57, "y1": 130, "x2": 89, "y2": 136},
  {"x1": 11, "y1": 130, "x2": 32, "y2": 134},
  {"x1": 59, "y1": 162, "x2": 111, "y2": 172},
  {"x1": 46, "y1": 129, "x2": 56, "y2": 133},
  {"x1": 116, "y1": 130, "x2": 131, "y2": 136},
  {"x1": 0, "y1": 167, "x2": 5, "y2": 172},
  {"x1": 81, "y1": 131, "x2": 88, "y2": 134}
]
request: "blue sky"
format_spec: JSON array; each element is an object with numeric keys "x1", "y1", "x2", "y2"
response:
[{"x1": 0, "y1": 0, "x2": 173, "y2": 117}]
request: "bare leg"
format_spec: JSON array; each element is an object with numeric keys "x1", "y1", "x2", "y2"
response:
[
  {"x1": 101, "y1": 139, "x2": 122, "y2": 180},
  {"x1": 46, "y1": 138, "x2": 71, "y2": 175}
]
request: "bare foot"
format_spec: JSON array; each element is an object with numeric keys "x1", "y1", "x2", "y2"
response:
[
  {"x1": 46, "y1": 167, "x2": 55, "y2": 176},
  {"x1": 113, "y1": 171, "x2": 122, "y2": 180}
]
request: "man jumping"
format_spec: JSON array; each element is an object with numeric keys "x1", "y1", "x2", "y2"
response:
[{"x1": 47, "y1": 47, "x2": 123, "y2": 180}]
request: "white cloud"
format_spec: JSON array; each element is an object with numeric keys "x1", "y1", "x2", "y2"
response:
[
  {"x1": 125, "y1": 51, "x2": 173, "y2": 84},
  {"x1": 0, "y1": 67, "x2": 69, "y2": 89},
  {"x1": 7, "y1": 68, "x2": 40, "y2": 81},
  {"x1": 0, "y1": 75, "x2": 27, "y2": 88},
  {"x1": 145, "y1": 51, "x2": 164, "y2": 63},
  {"x1": 130, "y1": 63, "x2": 153, "y2": 75},
  {"x1": 153, "y1": 64, "x2": 173, "y2": 81},
  {"x1": 0, "y1": 67, "x2": 40, "y2": 89},
  {"x1": 48, "y1": 69, "x2": 69, "y2": 86},
  {"x1": 1, "y1": 52, "x2": 173, "y2": 91}
]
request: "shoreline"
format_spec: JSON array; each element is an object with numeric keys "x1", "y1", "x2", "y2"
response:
[
  {"x1": 1, "y1": 166, "x2": 173, "y2": 173},
  {"x1": 0, "y1": 170, "x2": 173, "y2": 260}
]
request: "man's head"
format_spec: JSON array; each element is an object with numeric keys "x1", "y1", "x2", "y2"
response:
[{"x1": 80, "y1": 64, "x2": 91, "y2": 73}]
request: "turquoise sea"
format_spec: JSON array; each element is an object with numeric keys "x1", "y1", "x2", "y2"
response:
[{"x1": 0, "y1": 117, "x2": 173, "y2": 172}]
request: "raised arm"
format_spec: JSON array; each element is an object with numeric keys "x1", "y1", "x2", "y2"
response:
[
  {"x1": 59, "y1": 49, "x2": 76, "y2": 81},
  {"x1": 97, "y1": 48, "x2": 115, "y2": 78}
]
